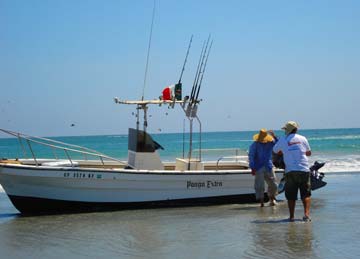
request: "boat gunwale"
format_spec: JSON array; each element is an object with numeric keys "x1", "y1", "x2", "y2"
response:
[{"x1": 0, "y1": 163, "x2": 269, "y2": 175}]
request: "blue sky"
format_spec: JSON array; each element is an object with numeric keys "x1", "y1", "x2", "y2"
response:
[{"x1": 1, "y1": 0, "x2": 359, "y2": 137}]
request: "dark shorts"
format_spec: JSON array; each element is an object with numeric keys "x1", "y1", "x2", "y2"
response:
[{"x1": 285, "y1": 171, "x2": 311, "y2": 200}]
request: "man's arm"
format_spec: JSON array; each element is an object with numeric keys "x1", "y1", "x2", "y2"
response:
[
  {"x1": 273, "y1": 138, "x2": 282, "y2": 154},
  {"x1": 304, "y1": 137, "x2": 311, "y2": 156},
  {"x1": 248, "y1": 143, "x2": 256, "y2": 169}
]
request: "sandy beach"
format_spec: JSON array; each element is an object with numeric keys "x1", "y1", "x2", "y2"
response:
[{"x1": 0, "y1": 172, "x2": 359, "y2": 258}]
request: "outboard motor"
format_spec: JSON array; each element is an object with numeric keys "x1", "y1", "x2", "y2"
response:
[
  {"x1": 309, "y1": 161, "x2": 327, "y2": 190},
  {"x1": 278, "y1": 161, "x2": 327, "y2": 194}
]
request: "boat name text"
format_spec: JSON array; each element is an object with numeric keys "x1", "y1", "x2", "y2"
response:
[{"x1": 186, "y1": 181, "x2": 223, "y2": 189}]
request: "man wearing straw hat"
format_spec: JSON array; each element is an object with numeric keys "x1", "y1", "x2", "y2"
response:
[
  {"x1": 248, "y1": 129, "x2": 278, "y2": 207},
  {"x1": 273, "y1": 121, "x2": 312, "y2": 222}
]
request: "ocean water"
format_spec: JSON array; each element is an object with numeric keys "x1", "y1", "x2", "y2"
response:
[
  {"x1": 0, "y1": 173, "x2": 360, "y2": 258},
  {"x1": 1, "y1": 128, "x2": 360, "y2": 258},
  {"x1": 1, "y1": 128, "x2": 360, "y2": 172}
]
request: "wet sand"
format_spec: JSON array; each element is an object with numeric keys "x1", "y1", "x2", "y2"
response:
[{"x1": 0, "y1": 172, "x2": 359, "y2": 258}]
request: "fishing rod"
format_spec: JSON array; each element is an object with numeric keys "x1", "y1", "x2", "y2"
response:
[
  {"x1": 185, "y1": 35, "x2": 213, "y2": 165},
  {"x1": 194, "y1": 39, "x2": 213, "y2": 102},
  {"x1": 189, "y1": 40, "x2": 206, "y2": 103},
  {"x1": 178, "y1": 35, "x2": 193, "y2": 84},
  {"x1": 172, "y1": 35, "x2": 193, "y2": 107},
  {"x1": 191, "y1": 35, "x2": 211, "y2": 106}
]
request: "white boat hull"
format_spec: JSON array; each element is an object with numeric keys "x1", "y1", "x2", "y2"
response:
[{"x1": 0, "y1": 164, "x2": 283, "y2": 214}]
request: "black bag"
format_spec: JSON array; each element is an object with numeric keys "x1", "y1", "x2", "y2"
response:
[{"x1": 272, "y1": 152, "x2": 285, "y2": 169}]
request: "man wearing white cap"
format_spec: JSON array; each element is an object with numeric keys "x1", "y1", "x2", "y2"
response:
[{"x1": 273, "y1": 121, "x2": 312, "y2": 222}]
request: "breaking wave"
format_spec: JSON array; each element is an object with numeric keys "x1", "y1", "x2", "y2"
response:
[
  {"x1": 308, "y1": 135, "x2": 360, "y2": 141},
  {"x1": 311, "y1": 154, "x2": 360, "y2": 173}
]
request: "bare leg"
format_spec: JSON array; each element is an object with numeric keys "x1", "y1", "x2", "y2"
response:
[
  {"x1": 302, "y1": 196, "x2": 311, "y2": 217},
  {"x1": 288, "y1": 200, "x2": 296, "y2": 221},
  {"x1": 260, "y1": 198, "x2": 264, "y2": 207},
  {"x1": 269, "y1": 196, "x2": 276, "y2": 206}
]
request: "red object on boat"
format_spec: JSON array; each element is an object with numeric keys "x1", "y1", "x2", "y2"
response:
[{"x1": 162, "y1": 86, "x2": 173, "y2": 100}]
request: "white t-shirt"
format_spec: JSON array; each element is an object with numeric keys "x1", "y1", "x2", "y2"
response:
[{"x1": 273, "y1": 133, "x2": 311, "y2": 173}]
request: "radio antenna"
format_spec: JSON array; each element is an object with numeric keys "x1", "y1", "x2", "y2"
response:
[{"x1": 141, "y1": 0, "x2": 156, "y2": 101}]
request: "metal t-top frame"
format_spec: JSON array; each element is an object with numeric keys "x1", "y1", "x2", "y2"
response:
[{"x1": 114, "y1": 97, "x2": 202, "y2": 163}]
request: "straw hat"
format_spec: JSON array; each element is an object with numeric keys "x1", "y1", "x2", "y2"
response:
[
  {"x1": 282, "y1": 121, "x2": 299, "y2": 135},
  {"x1": 253, "y1": 129, "x2": 274, "y2": 143}
]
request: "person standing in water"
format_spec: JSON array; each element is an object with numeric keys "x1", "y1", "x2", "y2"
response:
[
  {"x1": 273, "y1": 121, "x2": 312, "y2": 222},
  {"x1": 248, "y1": 129, "x2": 278, "y2": 207}
]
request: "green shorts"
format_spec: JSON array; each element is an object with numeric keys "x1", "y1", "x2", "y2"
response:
[{"x1": 285, "y1": 171, "x2": 311, "y2": 200}]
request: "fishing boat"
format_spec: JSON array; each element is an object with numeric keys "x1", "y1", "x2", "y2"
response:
[
  {"x1": 0, "y1": 91, "x2": 276, "y2": 214},
  {"x1": 0, "y1": 120, "x2": 276, "y2": 214},
  {"x1": 0, "y1": 124, "x2": 262, "y2": 215},
  {"x1": 0, "y1": 36, "x2": 286, "y2": 214}
]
